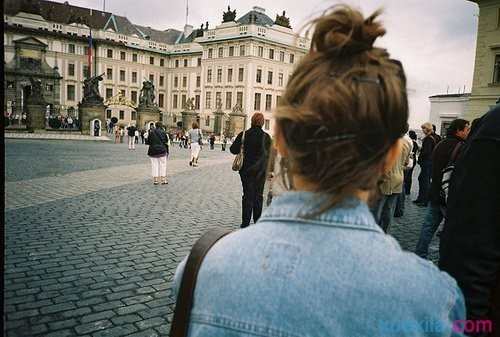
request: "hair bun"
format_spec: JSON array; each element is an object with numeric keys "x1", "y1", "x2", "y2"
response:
[{"x1": 312, "y1": 6, "x2": 386, "y2": 57}]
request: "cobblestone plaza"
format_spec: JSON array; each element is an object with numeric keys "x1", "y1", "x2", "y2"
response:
[{"x1": 4, "y1": 139, "x2": 438, "y2": 337}]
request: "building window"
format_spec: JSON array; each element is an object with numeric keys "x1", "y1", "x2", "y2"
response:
[
  {"x1": 84, "y1": 46, "x2": 89, "y2": 56},
  {"x1": 159, "y1": 94, "x2": 164, "y2": 108},
  {"x1": 160, "y1": 58, "x2": 164, "y2": 67},
  {"x1": 256, "y1": 69, "x2": 262, "y2": 83},
  {"x1": 277, "y1": 95, "x2": 282, "y2": 107},
  {"x1": 46, "y1": 84, "x2": 53, "y2": 92},
  {"x1": 173, "y1": 94, "x2": 178, "y2": 108},
  {"x1": 217, "y1": 69, "x2": 222, "y2": 83},
  {"x1": 120, "y1": 70, "x2": 126, "y2": 82},
  {"x1": 119, "y1": 110, "x2": 124, "y2": 119},
  {"x1": 132, "y1": 53, "x2": 138, "y2": 62},
  {"x1": 216, "y1": 92, "x2": 222, "y2": 108},
  {"x1": 175, "y1": 59, "x2": 179, "y2": 68},
  {"x1": 279, "y1": 51, "x2": 285, "y2": 62},
  {"x1": 208, "y1": 48, "x2": 213, "y2": 58},
  {"x1": 68, "y1": 63, "x2": 75, "y2": 76},
  {"x1": 229, "y1": 46, "x2": 234, "y2": 56},
  {"x1": 67, "y1": 85, "x2": 75, "y2": 101},
  {"x1": 83, "y1": 65, "x2": 89, "y2": 78},
  {"x1": 269, "y1": 49, "x2": 274, "y2": 59},
  {"x1": 195, "y1": 95, "x2": 200, "y2": 109},
  {"x1": 106, "y1": 109, "x2": 112, "y2": 118},
  {"x1": 197, "y1": 58, "x2": 202, "y2": 66},
  {"x1": 174, "y1": 76, "x2": 178, "y2": 87},
  {"x1": 131, "y1": 91, "x2": 137, "y2": 104},
  {"x1": 227, "y1": 68, "x2": 233, "y2": 82},
  {"x1": 149, "y1": 74, "x2": 154, "y2": 82},
  {"x1": 240, "y1": 45, "x2": 245, "y2": 56},
  {"x1": 268, "y1": 71, "x2": 273, "y2": 85},
  {"x1": 132, "y1": 72, "x2": 137, "y2": 83},
  {"x1": 106, "y1": 88, "x2": 113, "y2": 99},
  {"x1": 106, "y1": 68, "x2": 113, "y2": 80},
  {"x1": 196, "y1": 75, "x2": 201, "y2": 87},
  {"x1": 265, "y1": 94, "x2": 272, "y2": 111},
  {"x1": 494, "y1": 54, "x2": 500, "y2": 84},
  {"x1": 236, "y1": 92, "x2": 243, "y2": 107},
  {"x1": 182, "y1": 95, "x2": 187, "y2": 108},
  {"x1": 290, "y1": 54, "x2": 295, "y2": 64},
  {"x1": 205, "y1": 116, "x2": 210, "y2": 127},
  {"x1": 149, "y1": 57, "x2": 154, "y2": 65},
  {"x1": 207, "y1": 69, "x2": 212, "y2": 83},
  {"x1": 258, "y1": 46, "x2": 264, "y2": 57},
  {"x1": 160, "y1": 76, "x2": 164, "y2": 86},
  {"x1": 238, "y1": 68, "x2": 244, "y2": 82},
  {"x1": 120, "y1": 51, "x2": 126, "y2": 60},
  {"x1": 120, "y1": 89, "x2": 126, "y2": 97},
  {"x1": 184, "y1": 59, "x2": 188, "y2": 67},
  {"x1": 218, "y1": 47, "x2": 223, "y2": 58},
  {"x1": 205, "y1": 92, "x2": 212, "y2": 109},
  {"x1": 107, "y1": 49, "x2": 113, "y2": 58},
  {"x1": 68, "y1": 44, "x2": 75, "y2": 54},
  {"x1": 254, "y1": 93, "x2": 261, "y2": 110},
  {"x1": 131, "y1": 111, "x2": 137, "y2": 120},
  {"x1": 264, "y1": 119, "x2": 270, "y2": 130},
  {"x1": 278, "y1": 73, "x2": 284, "y2": 86},
  {"x1": 183, "y1": 76, "x2": 187, "y2": 87},
  {"x1": 226, "y1": 92, "x2": 232, "y2": 109}
]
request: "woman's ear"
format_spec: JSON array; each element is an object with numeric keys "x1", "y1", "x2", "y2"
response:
[
  {"x1": 383, "y1": 138, "x2": 402, "y2": 173},
  {"x1": 274, "y1": 126, "x2": 288, "y2": 158}
]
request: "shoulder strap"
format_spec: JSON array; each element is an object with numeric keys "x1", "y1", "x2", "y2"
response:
[
  {"x1": 169, "y1": 229, "x2": 232, "y2": 337},
  {"x1": 449, "y1": 141, "x2": 463, "y2": 164},
  {"x1": 241, "y1": 131, "x2": 246, "y2": 150}
]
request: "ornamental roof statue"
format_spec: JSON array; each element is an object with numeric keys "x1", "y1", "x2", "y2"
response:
[
  {"x1": 222, "y1": 6, "x2": 236, "y2": 23},
  {"x1": 275, "y1": 10, "x2": 291, "y2": 29}
]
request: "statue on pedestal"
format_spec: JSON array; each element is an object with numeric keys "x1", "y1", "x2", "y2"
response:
[
  {"x1": 27, "y1": 77, "x2": 45, "y2": 104},
  {"x1": 82, "y1": 73, "x2": 104, "y2": 105},
  {"x1": 275, "y1": 11, "x2": 291, "y2": 28},
  {"x1": 184, "y1": 97, "x2": 195, "y2": 111},
  {"x1": 216, "y1": 96, "x2": 223, "y2": 110},
  {"x1": 232, "y1": 103, "x2": 243, "y2": 115},
  {"x1": 139, "y1": 80, "x2": 156, "y2": 107},
  {"x1": 222, "y1": 6, "x2": 237, "y2": 23}
]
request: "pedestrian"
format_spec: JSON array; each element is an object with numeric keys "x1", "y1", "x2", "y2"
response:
[
  {"x1": 439, "y1": 107, "x2": 500, "y2": 337},
  {"x1": 404, "y1": 130, "x2": 419, "y2": 195},
  {"x1": 210, "y1": 134, "x2": 215, "y2": 150},
  {"x1": 432, "y1": 124, "x2": 442, "y2": 143},
  {"x1": 67, "y1": 116, "x2": 73, "y2": 129},
  {"x1": 119, "y1": 128, "x2": 124, "y2": 143},
  {"x1": 140, "y1": 129, "x2": 145, "y2": 144},
  {"x1": 415, "y1": 118, "x2": 470, "y2": 259},
  {"x1": 230, "y1": 113, "x2": 272, "y2": 228},
  {"x1": 146, "y1": 122, "x2": 169, "y2": 185},
  {"x1": 127, "y1": 124, "x2": 137, "y2": 150},
  {"x1": 114, "y1": 126, "x2": 120, "y2": 144},
  {"x1": 134, "y1": 130, "x2": 139, "y2": 144},
  {"x1": 188, "y1": 122, "x2": 203, "y2": 167},
  {"x1": 222, "y1": 136, "x2": 227, "y2": 151},
  {"x1": 394, "y1": 132, "x2": 415, "y2": 217},
  {"x1": 171, "y1": 6, "x2": 465, "y2": 336},
  {"x1": 413, "y1": 122, "x2": 437, "y2": 206}
]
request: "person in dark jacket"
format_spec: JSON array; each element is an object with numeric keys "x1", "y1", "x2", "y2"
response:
[
  {"x1": 127, "y1": 124, "x2": 137, "y2": 150},
  {"x1": 414, "y1": 118, "x2": 470, "y2": 259},
  {"x1": 432, "y1": 124, "x2": 442, "y2": 144},
  {"x1": 413, "y1": 122, "x2": 438, "y2": 206},
  {"x1": 147, "y1": 122, "x2": 169, "y2": 185},
  {"x1": 230, "y1": 113, "x2": 272, "y2": 228},
  {"x1": 439, "y1": 106, "x2": 500, "y2": 337},
  {"x1": 405, "y1": 130, "x2": 419, "y2": 194}
]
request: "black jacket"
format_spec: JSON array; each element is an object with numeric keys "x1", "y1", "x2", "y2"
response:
[
  {"x1": 127, "y1": 126, "x2": 137, "y2": 137},
  {"x1": 147, "y1": 128, "x2": 169, "y2": 156},
  {"x1": 230, "y1": 126, "x2": 271, "y2": 176},
  {"x1": 417, "y1": 134, "x2": 437, "y2": 164},
  {"x1": 439, "y1": 106, "x2": 500, "y2": 335}
]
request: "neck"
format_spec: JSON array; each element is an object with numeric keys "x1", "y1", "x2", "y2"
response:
[{"x1": 292, "y1": 174, "x2": 370, "y2": 203}]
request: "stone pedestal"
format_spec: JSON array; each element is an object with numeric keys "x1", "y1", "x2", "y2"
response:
[
  {"x1": 181, "y1": 110, "x2": 199, "y2": 131},
  {"x1": 79, "y1": 102, "x2": 106, "y2": 135},
  {"x1": 213, "y1": 109, "x2": 225, "y2": 135},
  {"x1": 137, "y1": 106, "x2": 161, "y2": 130},
  {"x1": 229, "y1": 111, "x2": 246, "y2": 137},
  {"x1": 26, "y1": 104, "x2": 46, "y2": 130}
]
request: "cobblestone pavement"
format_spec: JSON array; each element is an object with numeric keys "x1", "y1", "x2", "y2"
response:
[{"x1": 4, "y1": 139, "x2": 439, "y2": 337}]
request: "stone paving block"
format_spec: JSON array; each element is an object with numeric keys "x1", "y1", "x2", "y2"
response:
[
  {"x1": 48, "y1": 318, "x2": 78, "y2": 330},
  {"x1": 77, "y1": 297, "x2": 106, "y2": 307},
  {"x1": 40, "y1": 302, "x2": 77, "y2": 314},
  {"x1": 7, "y1": 309, "x2": 39, "y2": 320},
  {"x1": 122, "y1": 295, "x2": 155, "y2": 306},
  {"x1": 92, "y1": 300, "x2": 126, "y2": 312},
  {"x1": 135, "y1": 317, "x2": 166, "y2": 330},
  {"x1": 127, "y1": 329, "x2": 160, "y2": 337},
  {"x1": 44, "y1": 330, "x2": 74, "y2": 337},
  {"x1": 75, "y1": 319, "x2": 113, "y2": 335},
  {"x1": 81, "y1": 310, "x2": 116, "y2": 324},
  {"x1": 115, "y1": 304, "x2": 148, "y2": 315},
  {"x1": 17, "y1": 299, "x2": 53, "y2": 310},
  {"x1": 92, "y1": 324, "x2": 138, "y2": 337},
  {"x1": 111, "y1": 314, "x2": 142, "y2": 325}
]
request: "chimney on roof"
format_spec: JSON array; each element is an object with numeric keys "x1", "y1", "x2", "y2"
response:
[
  {"x1": 252, "y1": 6, "x2": 265, "y2": 13},
  {"x1": 183, "y1": 24, "x2": 193, "y2": 38}
]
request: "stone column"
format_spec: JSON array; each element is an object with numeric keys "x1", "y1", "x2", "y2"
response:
[
  {"x1": 26, "y1": 104, "x2": 46, "y2": 130},
  {"x1": 137, "y1": 106, "x2": 161, "y2": 129},
  {"x1": 79, "y1": 102, "x2": 106, "y2": 135}
]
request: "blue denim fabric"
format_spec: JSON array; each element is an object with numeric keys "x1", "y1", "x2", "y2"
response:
[
  {"x1": 372, "y1": 194, "x2": 399, "y2": 232},
  {"x1": 415, "y1": 204, "x2": 444, "y2": 259},
  {"x1": 173, "y1": 191, "x2": 465, "y2": 337}
]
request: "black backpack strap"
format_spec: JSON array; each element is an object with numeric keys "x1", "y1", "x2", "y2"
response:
[
  {"x1": 449, "y1": 141, "x2": 463, "y2": 164},
  {"x1": 169, "y1": 229, "x2": 232, "y2": 337}
]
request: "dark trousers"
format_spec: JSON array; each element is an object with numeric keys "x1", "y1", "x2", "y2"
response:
[
  {"x1": 404, "y1": 167, "x2": 414, "y2": 195},
  {"x1": 416, "y1": 161, "x2": 432, "y2": 203},
  {"x1": 240, "y1": 172, "x2": 266, "y2": 228}
]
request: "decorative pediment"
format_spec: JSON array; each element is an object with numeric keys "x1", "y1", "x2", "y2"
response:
[{"x1": 13, "y1": 36, "x2": 48, "y2": 48}]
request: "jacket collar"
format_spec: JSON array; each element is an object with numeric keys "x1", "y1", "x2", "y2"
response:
[{"x1": 259, "y1": 191, "x2": 383, "y2": 233}]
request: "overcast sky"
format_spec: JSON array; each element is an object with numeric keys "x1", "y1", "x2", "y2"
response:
[{"x1": 52, "y1": 0, "x2": 478, "y2": 128}]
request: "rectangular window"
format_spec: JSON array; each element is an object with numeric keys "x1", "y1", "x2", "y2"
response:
[
  {"x1": 68, "y1": 63, "x2": 75, "y2": 76},
  {"x1": 229, "y1": 46, "x2": 234, "y2": 56},
  {"x1": 149, "y1": 74, "x2": 154, "y2": 82},
  {"x1": 258, "y1": 46, "x2": 263, "y2": 57},
  {"x1": 149, "y1": 56, "x2": 154, "y2": 65},
  {"x1": 182, "y1": 95, "x2": 187, "y2": 108},
  {"x1": 207, "y1": 69, "x2": 212, "y2": 83},
  {"x1": 227, "y1": 68, "x2": 233, "y2": 82},
  {"x1": 279, "y1": 51, "x2": 285, "y2": 62},
  {"x1": 254, "y1": 93, "x2": 261, "y2": 110},
  {"x1": 236, "y1": 92, "x2": 243, "y2": 107},
  {"x1": 106, "y1": 68, "x2": 113, "y2": 80},
  {"x1": 217, "y1": 69, "x2": 222, "y2": 83},
  {"x1": 278, "y1": 73, "x2": 283, "y2": 86},
  {"x1": 216, "y1": 92, "x2": 222, "y2": 108},
  {"x1": 218, "y1": 47, "x2": 224, "y2": 58},
  {"x1": 265, "y1": 94, "x2": 272, "y2": 111},
  {"x1": 290, "y1": 54, "x2": 295, "y2": 64},
  {"x1": 67, "y1": 85, "x2": 75, "y2": 101},
  {"x1": 256, "y1": 69, "x2": 262, "y2": 83},
  {"x1": 196, "y1": 75, "x2": 201, "y2": 87},
  {"x1": 83, "y1": 65, "x2": 89, "y2": 78},
  {"x1": 238, "y1": 68, "x2": 244, "y2": 82},
  {"x1": 269, "y1": 49, "x2": 274, "y2": 59},
  {"x1": 120, "y1": 70, "x2": 126, "y2": 82},
  {"x1": 226, "y1": 92, "x2": 232, "y2": 109},
  {"x1": 183, "y1": 76, "x2": 187, "y2": 87},
  {"x1": 197, "y1": 57, "x2": 202, "y2": 66},
  {"x1": 277, "y1": 95, "x2": 282, "y2": 107},
  {"x1": 174, "y1": 76, "x2": 178, "y2": 87},
  {"x1": 208, "y1": 48, "x2": 213, "y2": 58},
  {"x1": 106, "y1": 88, "x2": 113, "y2": 99},
  {"x1": 131, "y1": 90, "x2": 137, "y2": 104},
  {"x1": 173, "y1": 94, "x2": 178, "y2": 109},
  {"x1": 84, "y1": 46, "x2": 89, "y2": 56},
  {"x1": 132, "y1": 71, "x2": 137, "y2": 83},
  {"x1": 133, "y1": 53, "x2": 138, "y2": 62},
  {"x1": 175, "y1": 59, "x2": 179, "y2": 68},
  {"x1": 106, "y1": 109, "x2": 112, "y2": 118},
  {"x1": 159, "y1": 94, "x2": 164, "y2": 108},
  {"x1": 131, "y1": 111, "x2": 137, "y2": 120},
  {"x1": 120, "y1": 89, "x2": 126, "y2": 97},
  {"x1": 205, "y1": 92, "x2": 212, "y2": 109},
  {"x1": 119, "y1": 110, "x2": 124, "y2": 119},
  {"x1": 195, "y1": 94, "x2": 200, "y2": 109},
  {"x1": 160, "y1": 58, "x2": 164, "y2": 67},
  {"x1": 184, "y1": 59, "x2": 188, "y2": 67},
  {"x1": 205, "y1": 117, "x2": 210, "y2": 127},
  {"x1": 120, "y1": 51, "x2": 126, "y2": 60},
  {"x1": 264, "y1": 119, "x2": 270, "y2": 130},
  {"x1": 68, "y1": 44, "x2": 75, "y2": 54},
  {"x1": 267, "y1": 71, "x2": 273, "y2": 85},
  {"x1": 160, "y1": 76, "x2": 164, "y2": 86},
  {"x1": 107, "y1": 49, "x2": 113, "y2": 58},
  {"x1": 494, "y1": 54, "x2": 500, "y2": 84},
  {"x1": 240, "y1": 45, "x2": 245, "y2": 56}
]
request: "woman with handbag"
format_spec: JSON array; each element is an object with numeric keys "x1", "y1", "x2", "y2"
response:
[
  {"x1": 188, "y1": 122, "x2": 203, "y2": 167},
  {"x1": 230, "y1": 112, "x2": 272, "y2": 228},
  {"x1": 146, "y1": 122, "x2": 169, "y2": 185}
]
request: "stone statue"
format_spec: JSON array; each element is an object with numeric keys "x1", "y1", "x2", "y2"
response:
[
  {"x1": 222, "y1": 6, "x2": 237, "y2": 23},
  {"x1": 184, "y1": 97, "x2": 195, "y2": 111},
  {"x1": 83, "y1": 73, "x2": 104, "y2": 104},
  {"x1": 275, "y1": 10, "x2": 291, "y2": 28},
  {"x1": 27, "y1": 77, "x2": 45, "y2": 104},
  {"x1": 139, "y1": 80, "x2": 156, "y2": 107},
  {"x1": 216, "y1": 96, "x2": 223, "y2": 110},
  {"x1": 232, "y1": 103, "x2": 243, "y2": 115}
]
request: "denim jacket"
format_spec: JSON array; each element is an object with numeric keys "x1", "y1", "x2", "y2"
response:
[{"x1": 173, "y1": 192, "x2": 466, "y2": 337}]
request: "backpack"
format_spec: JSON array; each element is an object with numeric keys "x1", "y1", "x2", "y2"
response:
[{"x1": 439, "y1": 142, "x2": 463, "y2": 206}]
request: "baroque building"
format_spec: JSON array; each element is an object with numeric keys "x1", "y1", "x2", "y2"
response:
[{"x1": 4, "y1": 0, "x2": 309, "y2": 134}]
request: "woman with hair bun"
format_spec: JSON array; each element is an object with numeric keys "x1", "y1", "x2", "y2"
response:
[{"x1": 172, "y1": 6, "x2": 465, "y2": 336}]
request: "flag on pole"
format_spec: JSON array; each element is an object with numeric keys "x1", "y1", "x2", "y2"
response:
[{"x1": 87, "y1": 30, "x2": 93, "y2": 77}]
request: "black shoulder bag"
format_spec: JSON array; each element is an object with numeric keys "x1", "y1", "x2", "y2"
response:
[{"x1": 169, "y1": 229, "x2": 232, "y2": 337}]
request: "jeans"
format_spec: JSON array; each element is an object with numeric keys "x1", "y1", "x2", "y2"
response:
[
  {"x1": 416, "y1": 161, "x2": 432, "y2": 203},
  {"x1": 240, "y1": 172, "x2": 266, "y2": 228},
  {"x1": 415, "y1": 204, "x2": 444, "y2": 258},
  {"x1": 394, "y1": 192, "x2": 405, "y2": 216},
  {"x1": 372, "y1": 194, "x2": 399, "y2": 233},
  {"x1": 404, "y1": 167, "x2": 414, "y2": 195}
]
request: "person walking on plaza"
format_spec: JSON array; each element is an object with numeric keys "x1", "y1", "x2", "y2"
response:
[
  {"x1": 114, "y1": 126, "x2": 120, "y2": 144},
  {"x1": 119, "y1": 128, "x2": 124, "y2": 143},
  {"x1": 414, "y1": 118, "x2": 470, "y2": 259},
  {"x1": 127, "y1": 124, "x2": 137, "y2": 150},
  {"x1": 209, "y1": 134, "x2": 216, "y2": 150},
  {"x1": 439, "y1": 107, "x2": 500, "y2": 337},
  {"x1": 146, "y1": 122, "x2": 169, "y2": 185},
  {"x1": 221, "y1": 136, "x2": 227, "y2": 151},
  {"x1": 140, "y1": 129, "x2": 145, "y2": 144},
  {"x1": 230, "y1": 113, "x2": 272, "y2": 228},
  {"x1": 188, "y1": 122, "x2": 203, "y2": 167},
  {"x1": 394, "y1": 132, "x2": 415, "y2": 217},
  {"x1": 134, "y1": 129, "x2": 139, "y2": 144},
  {"x1": 172, "y1": 7, "x2": 465, "y2": 336},
  {"x1": 413, "y1": 122, "x2": 437, "y2": 206},
  {"x1": 405, "y1": 130, "x2": 419, "y2": 195}
]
